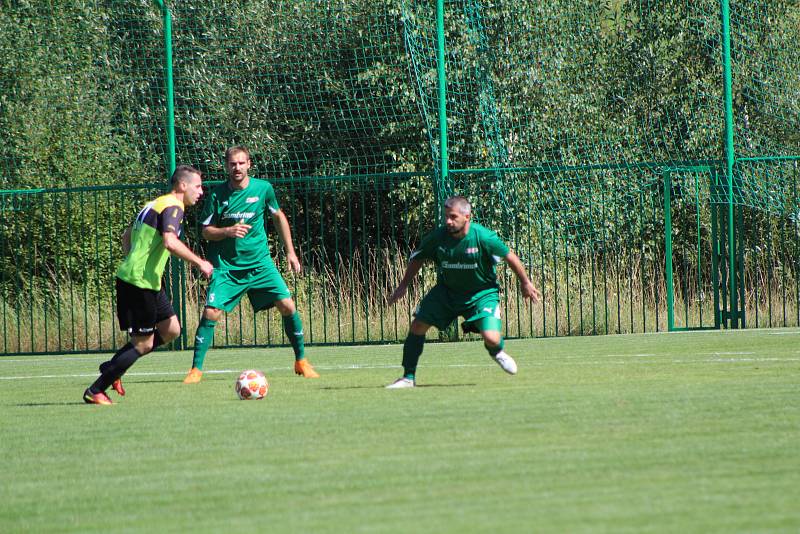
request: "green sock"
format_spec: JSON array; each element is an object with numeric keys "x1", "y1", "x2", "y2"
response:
[
  {"x1": 485, "y1": 337, "x2": 504, "y2": 357},
  {"x1": 282, "y1": 312, "x2": 305, "y2": 361},
  {"x1": 191, "y1": 318, "x2": 217, "y2": 370},
  {"x1": 402, "y1": 333, "x2": 425, "y2": 380}
]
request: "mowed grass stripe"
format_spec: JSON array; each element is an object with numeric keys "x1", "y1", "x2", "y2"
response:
[{"x1": 1, "y1": 329, "x2": 798, "y2": 533}]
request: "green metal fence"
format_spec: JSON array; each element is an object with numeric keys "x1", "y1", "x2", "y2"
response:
[
  {"x1": 1, "y1": 0, "x2": 799, "y2": 355},
  {"x1": 0, "y1": 174, "x2": 798, "y2": 355}
]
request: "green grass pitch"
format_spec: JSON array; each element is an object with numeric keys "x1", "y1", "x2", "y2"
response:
[{"x1": 1, "y1": 330, "x2": 799, "y2": 532}]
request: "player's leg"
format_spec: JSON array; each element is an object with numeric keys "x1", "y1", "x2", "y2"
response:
[
  {"x1": 107, "y1": 291, "x2": 180, "y2": 395},
  {"x1": 185, "y1": 270, "x2": 246, "y2": 383},
  {"x1": 273, "y1": 297, "x2": 303, "y2": 360},
  {"x1": 184, "y1": 306, "x2": 223, "y2": 383},
  {"x1": 85, "y1": 332, "x2": 156, "y2": 404},
  {"x1": 462, "y1": 291, "x2": 516, "y2": 375},
  {"x1": 386, "y1": 318, "x2": 432, "y2": 389},
  {"x1": 273, "y1": 297, "x2": 318, "y2": 378},
  {"x1": 87, "y1": 334, "x2": 155, "y2": 403},
  {"x1": 85, "y1": 280, "x2": 159, "y2": 404},
  {"x1": 155, "y1": 314, "x2": 181, "y2": 345},
  {"x1": 479, "y1": 328, "x2": 516, "y2": 375},
  {"x1": 247, "y1": 265, "x2": 318, "y2": 378},
  {"x1": 387, "y1": 285, "x2": 452, "y2": 388}
]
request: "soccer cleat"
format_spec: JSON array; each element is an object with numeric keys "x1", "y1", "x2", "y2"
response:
[
  {"x1": 83, "y1": 389, "x2": 113, "y2": 405},
  {"x1": 491, "y1": 351, "x2": 518, "y2": 375},
  {"x1": 385, "y1": 377, "x2": 415, "y2": 389},
  {"x1": 182, "y1": 368, "x2": 203, "y2": 384},
  {"x1": 294, "y1": 359, "x2": 320, "y2": 378},
  {"x1": 111, "y1": 379, "x2": 126, "y2": 396}
]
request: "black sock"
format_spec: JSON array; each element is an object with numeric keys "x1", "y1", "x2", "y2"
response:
[
  {"x1": 401, "y1": 333, "x2": 426, "y2": 379},
  {"x1": 99, "y1": 334, "x2": 163, "y2": 374},
  {"x1": 153, "y1": 331, "x2": 165, "y2": 349},
  {"x1": 90, "y1": 343, "x2": 143, "y2": 393}
]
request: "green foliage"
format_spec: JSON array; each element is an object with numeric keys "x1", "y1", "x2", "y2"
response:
[
  {"x1": 0, "y1": 1, "x2": 164, "y2": 189},
  {"x1": 0, "y1": 1, "x2": 799, "y2": 349}
]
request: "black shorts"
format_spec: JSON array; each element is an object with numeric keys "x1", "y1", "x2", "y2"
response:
[{"x1": 115, "y1": 278, "x2": 175, "y2": 335}]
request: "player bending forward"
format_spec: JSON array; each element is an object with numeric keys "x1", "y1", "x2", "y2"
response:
[
  {"x1": 386, "y1": 195, "x2": 541, "y2": 388},
  {"x1": 83, "y1": 166, "x2": 213, "y2": 404}
]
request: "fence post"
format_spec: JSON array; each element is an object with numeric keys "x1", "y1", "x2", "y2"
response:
[
  {"x1": 720, "y1": 0, "x2": 741, "y2": 329},
  {"x1": 153, "y1": 0, "x2": 177, "y2": 175},
  {"x1": 153, "y1": 0, "x2": 185, "y2": 348},
  {"x1": 435, "y1": 0, "x2": 448, "y2": 220},
  {"x1": 664, "y1": 171, "x2": 675, "y2": 331}
]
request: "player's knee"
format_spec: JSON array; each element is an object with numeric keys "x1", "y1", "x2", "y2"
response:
[
  {"x1": 162, "y1": 324, "x2": 181, "y2": 343},
  {"x1": 409, "y1": 319, "x2": 431, "y2": 336},
  {"x1": 203, "y1": 307, "x2": 223, "y2": 321},
  {"x1": 155, "y1": 316, "x2": 181, "y2": 343},
  {"x1": 132, "y1": 336, "x2": 155, "y2": 354},
  {"x1": 275, "y1": 298, "x2": 296, "y2": 316},
  {"x1": 481, "y1": 330, "x2": 501, "y2": 347}
]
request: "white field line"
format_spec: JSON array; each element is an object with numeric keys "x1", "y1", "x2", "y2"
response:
[
  {"x1": 0, "y1": 357, "x2": 112, "y2": 363},
  {"x1": 0, "y1": 364, "x2": 450, "y2": 381},
  {"x1": 0, "y1": 351, "x2": 744, "y2": 365},
  {"x1": 1, "y1": 356, "x2": 799, "y2": 381},
  {"x1": 769, "y1": 331, "x2": 800, "y2": 335},
  {"x1": 701, "y1": 351, "x2": 755, "y2": 355}
]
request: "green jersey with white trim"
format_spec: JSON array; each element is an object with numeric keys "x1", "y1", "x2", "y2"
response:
[
  {"x1": 201, "y1": 178, "x2": 280, "y2": 271},
  {"x1": 411, "y1": 222, "x2": 510, "y2": 294}
]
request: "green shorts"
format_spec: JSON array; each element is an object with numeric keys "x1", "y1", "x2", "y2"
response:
[
  {"x1": 205, "y1": 264, "x2": 291, "y2": 313},
  {"x1": 414, "y1": 285, "x2": 502, "y2": 334}
]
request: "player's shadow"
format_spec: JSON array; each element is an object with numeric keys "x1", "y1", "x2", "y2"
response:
[
  {"x1": 320, "y1": 385, "x2": 385, "y2": 390},
  {"x1": 132, "y1": 376, "x2": 228, "y2": 385},
  {"x1": 416, "y1": 383, "x2": 477, "y2": 388},
  {"x1": 16, "y1": 401, "x2": 86, "y2": 407},
  {"x1": 133, "y1": 379, "x2": 189, "y2": 385}
]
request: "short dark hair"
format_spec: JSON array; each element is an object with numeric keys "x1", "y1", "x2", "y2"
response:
[
  {"x1": 225, "y1": 145, "x2": 251, "y2": 162},
  {"x1": 444, "y1": 195, "x2": 471, "y2": 215},
  {"x1": 171, "y1": 165, "x2": 202, "y2": 186}
]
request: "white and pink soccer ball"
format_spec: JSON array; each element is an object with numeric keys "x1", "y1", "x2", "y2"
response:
[{"x1": 235, "y1": 369, "x2": 269, "y2": 400}]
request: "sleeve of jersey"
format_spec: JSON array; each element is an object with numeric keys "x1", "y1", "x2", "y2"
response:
[
  {"x1": 485, "y1": 231, "x2": 510, "y2": 264},
  {"x1": 200, "y1": 193, "x2": 216, "y2": 226},
  {"x1": 159, "y1": 205, "x2": 185, "y2": 235},
  {"x1": 409, "y1": 231, "x2": 436, "y2": 261},
  {"x1": 265, "y1": 184, "x2": 280, "y2": 215}
]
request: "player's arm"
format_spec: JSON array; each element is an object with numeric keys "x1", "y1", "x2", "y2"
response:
[
  {"x1": 270, "y1": 210, "x2": 301, "y2": 274},
  {"x1": 387, "y1": 258, "x2": 425, "y2": 306},
  {"x1": 121, "y1": 224, "x2": 132, "y2": 254},
  {"x1": 162, "y1": 232, "x2": 213, "y2": 279},
  {"x1": 202, "y1": 223, "x2": 251, "y2": 241},
  {"x1": 198, "y1": 192, "x2": 251, "y2": 241},
  {"x1": 504, "y1": 250, "x2": 541, "y2": 303}
]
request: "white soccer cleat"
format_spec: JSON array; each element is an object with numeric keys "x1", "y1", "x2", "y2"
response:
[
  {"x1": 386, "y1": 377, "x2": 415, "y2": 389},
  {"x1": 492, "y1": 351, "x2": 517, "y2": 375}
]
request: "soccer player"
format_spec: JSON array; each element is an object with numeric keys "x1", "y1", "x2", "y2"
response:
[
  {"x1": 83, "y1": 165, "x2": 214, "y2": 404},
  {"x1": 385, "y1": 195, "x2": 541, "y2": 388},
  {"x1": 182, "y1": 145, "x2": 319, "y2": 383}
]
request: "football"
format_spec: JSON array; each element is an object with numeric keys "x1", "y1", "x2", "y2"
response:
[{"x1": 235, "y1": 369, "x2": 269, "y2": 400}]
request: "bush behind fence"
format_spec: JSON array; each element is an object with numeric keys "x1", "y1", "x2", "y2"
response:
[{"x1": 1, "y1": 1, "x2": 799, "y2": 354}]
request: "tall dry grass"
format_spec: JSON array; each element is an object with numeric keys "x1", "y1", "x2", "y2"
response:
[{"x1": 2, "y1": 248, "x2": 797, "y2": 354}]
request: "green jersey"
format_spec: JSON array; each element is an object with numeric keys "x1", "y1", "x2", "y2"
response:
[
  {"x1": 411, "y1": 222, "x2": 510, "y2": 294},
  {"x1": 116, "y1": 193, "x2": 185, "y2": 291},
  {"x1": 201, "y1": 178, "x2": 280, "y2": 271}
]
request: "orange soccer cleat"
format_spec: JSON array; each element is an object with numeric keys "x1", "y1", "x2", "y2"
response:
[
  {"x1": 111, "y1": 379, "x2": 126, "y2": 396},
  {"x1": 182, "y1": 367, "x2": 203, "y2": 384},
  {"x1": 83, "y1": 389, "x2": 113, "y2": 405},
  {"x1": 294, "y1": 359, "x2": 320, "y2": 378}
]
